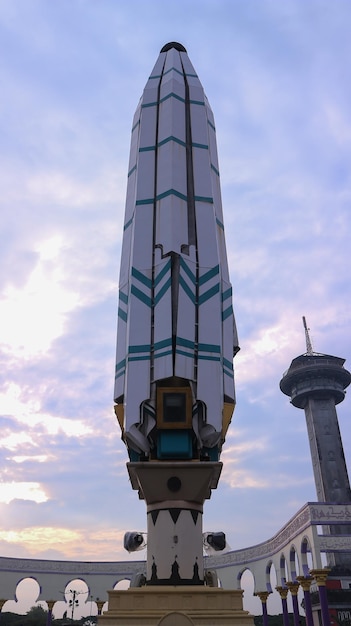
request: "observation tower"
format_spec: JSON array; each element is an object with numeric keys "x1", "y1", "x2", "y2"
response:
[{"x1": 280, "y1": 317, "x2": 351, "y2": 569}]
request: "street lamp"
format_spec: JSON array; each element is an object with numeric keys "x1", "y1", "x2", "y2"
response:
[
  {"x1": 66, "y1": 588, "x2": 87, "y2": 621},
  {"x1": 68, "y1": 589, "x2": 79, "y2": 621}
]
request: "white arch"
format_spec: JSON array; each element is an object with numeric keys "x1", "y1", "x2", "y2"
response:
[
  {"x1": 301, "y1": 535, "x2": 314, "y2": 576},
  {"x1": 288, "y1": 544, "x2": 300, "y2": 581}
]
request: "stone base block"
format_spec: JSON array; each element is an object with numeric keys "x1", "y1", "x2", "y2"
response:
[{"x1": 98, "y1": 586, "x2": 254, "y2": 626}]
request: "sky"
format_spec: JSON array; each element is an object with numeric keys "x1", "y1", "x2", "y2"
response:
[{"x1": 1, "y1": 0, "x2": 351, "y2": 617}]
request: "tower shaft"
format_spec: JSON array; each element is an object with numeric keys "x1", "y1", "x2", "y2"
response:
[{"x1": 305, "y1": 396, "x2": 351, "y2": 505}]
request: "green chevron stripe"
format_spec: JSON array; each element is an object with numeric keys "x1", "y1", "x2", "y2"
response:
[
  {"x1": 131, "y1": 267, "x2": 152, "y2": 288},
  {"x1": 139, "y1": 136, "x2": 209, "y2": 151},
  {"x1": 119, "y1": 291, "x2": 128, "y2": 305},
  {"x1": 128, "y1": 354, "x2": 151, "y2": 362},
  {"x1": 198, "y1": 342, "x2": 221, "y2": 353},
  {"x1": 176, "y1": 337, "x2": 195, "y2": 349},
  {"x1": 135, "y1": 197, "x2": 154, "y2": 205},
  {"x1": 198, "y1": 354, "x2": 221, "y2": 362},
  {"x1": 179, "y1": 275, "x2": 196, "y2": 303},
  {"x1": 158, "y1": 135, "x2": 186, "y2": 148},
  {"x1": 154, "y1": 349, "x2": 173, "y2": 360},
  {"x1": 224, "y1": 368, "x2": 234, "y2": 379},
  {"x1": 128, "y1": 345, "x2": 151, "y2": 362},
  {"x1": 194, "y1": 195, "x2": 213, "y2": 203},
  {"x1": 162, "y1": 67, "x2": 184, "y2": 78},
  {"x1": 154, "y1": 338, "x2": 172, "y2": 351},
  {"x1": 222, "y1": 305, "x2": 233, "y2": 321},
  {"x1": 118, "y1": 307, "x2": 127, "y2": 322},
  {"x1": 157, "y1": 188, "x2": 188, "y2": 202},
  {"x1": 128, "y1": 164, "x2": 137, "y2": 177},
  {"x1": 149, "y1": 68, "x2": 197, "y2": 79},
  {"x1": 115, "y1": 358, "x2": 126, "y2": 373},
  {"x1": 160, "y1": 92, "x2": 185, "y2": 104},
  {"x1": 154, "y1": 276, "x2": 172, "y2": 305},
  {"x1": 223, "y1": 357, "x2": 233, "y2": 371},
  {"x1": 163, "y1": 67, "x2": 197, "y2": 78},
  {"x1": 129, "y1": 344, "x2": 150, "y2": 353},
  {"x1": 208, "y1": 120, "x2": 216, "y2": 131},
  {"x1": 131, "y1": 285, "x2": 152, "y2": 307},
  {"x1": 216, "y1": 218, "x2": 224, "y2": 230},
  {"x1": 124, "y1": 216, "x2": 133, "y2": 231},
  {"x1": 176, "y1": 349, "x2": 195, "y2": 359},
  {"x1": 192, "y1": 142, "x2": 208, "y2": 150},
  {"x1": 199, "y1": 283, "x2": 220, "y2": 304},
  {"x1": 142, "y1": 93, "x2": 205, "y2": 108},
  {"x1": 136, "y1": 191, "x2": 213, "y2": 206},
  {"x1": 180, "y1": 257, "x2": 196, "y2": 284},
  {"x1": 211, "y1": 163, "x2": 219, "y2": 176},
  {"x1": 222, "y1": 287, "x2": 232, "y2": 301},
  {"x1": 199, "y1": 265, "x2": 219, "y2": 285},
  {"x1": 132, "y1": 120, "x2": 140, "y2": 132},
  {"x1": 154, "y1": 259, "x2": 171, "y2": 287}
]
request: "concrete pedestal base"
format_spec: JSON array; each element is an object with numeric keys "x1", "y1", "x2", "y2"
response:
[{"x1": 98, "y1": 586, "x2": 254, "y2": 626}]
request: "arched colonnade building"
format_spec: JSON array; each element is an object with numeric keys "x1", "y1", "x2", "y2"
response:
[{"x1": 1, "y1": 501, "x2": 351, "y2": 625}]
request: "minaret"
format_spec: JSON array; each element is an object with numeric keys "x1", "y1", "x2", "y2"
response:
[
  {"x1": 101, "y1": 43, "x2": 252, "y2": 626},
  {"x1": 280, "y1": 317, "x2": 351, "y2": 569},
  {"x1": 113, "y1": 40, "x2": 239, "y2": 584}
]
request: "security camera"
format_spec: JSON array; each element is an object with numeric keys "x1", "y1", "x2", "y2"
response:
[
  {"x1": 123, "y1": 532, "x2": 146, "y2": 552},
  {"x1": 203, "y1": 531, "x2": 226, "y2": 552}
]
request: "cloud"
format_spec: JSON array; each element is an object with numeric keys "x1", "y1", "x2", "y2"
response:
[
  {"x1": 1, "y1": 239, "x2": 80, "y2": 357},
  {"x1": 0, "y1": 483, "x2": 48, "y2": 505},
  {"x1": 0, "y1": 383, "x2": 93, "y2": 438},
  {"x1": 0, "y1": 526, "x2": 141, "y2": 561}
]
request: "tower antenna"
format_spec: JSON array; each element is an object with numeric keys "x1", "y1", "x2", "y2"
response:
[{"x1": 302, "y1": 316, "x2": 313, "y2": 355}]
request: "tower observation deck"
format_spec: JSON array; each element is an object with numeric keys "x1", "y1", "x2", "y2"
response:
[
  {"x1": 280, "y1": 319, "x2": 351, "y2": 570},
  {"x1": 280, "y1": 352, "x2": 351, "y2": 410}
]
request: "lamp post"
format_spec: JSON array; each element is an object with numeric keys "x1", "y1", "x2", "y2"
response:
[
  {"x1": 66, "y1": 588, "x2": 87, "y2": 621},
  {"x1": 68, "y1": 589, "x2": 79, "y2": 621}
]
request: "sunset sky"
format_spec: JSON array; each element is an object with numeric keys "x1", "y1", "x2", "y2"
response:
[{"x1": 1, "y1": 0, "x2": 351, "y2": 617}]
